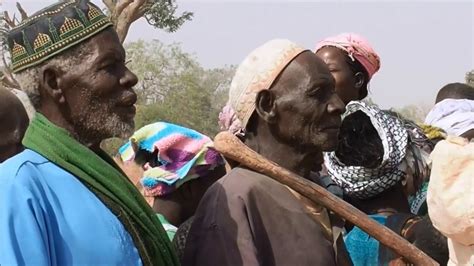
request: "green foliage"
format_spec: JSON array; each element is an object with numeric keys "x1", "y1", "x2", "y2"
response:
[
  {"x1": 145, "y1": 0, "x2": 193, "y2": 33},
  {"x1": 101, "y1": 40, "x2": 235, "y2": 155}
]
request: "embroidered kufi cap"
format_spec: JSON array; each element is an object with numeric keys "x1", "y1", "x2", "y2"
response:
[{"x1": 7, "y1": 0, "x2": 113, "y2": 73}]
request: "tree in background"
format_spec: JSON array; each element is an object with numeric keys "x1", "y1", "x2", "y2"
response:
[
  {"x1": 466, "y1": 70, "x2": 474, "y2": 87},
  {"x1": 391, "y1": 103, "x2": 432, "y2": 124},
  {"x1": 103, "y1": 0, "x2": 192, "y2": 43},
  {"x1": 1, "y1": 0, "x2": 192, "y2": 88},
  {"x1": 101, "y1": 40, "x2": 235, "y2": 154},
  {"x1": 125, "y1": 39, "x2": 234, "y2": 135}
]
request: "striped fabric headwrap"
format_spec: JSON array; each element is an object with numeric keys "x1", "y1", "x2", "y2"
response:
[{"x1": 119, "y1": 122, "x2": 225, "y2": 197}]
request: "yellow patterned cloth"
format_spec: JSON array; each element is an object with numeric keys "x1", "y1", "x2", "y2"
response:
[{"x1": 419, "y1": 124, "x2": 447, "y2": 140}]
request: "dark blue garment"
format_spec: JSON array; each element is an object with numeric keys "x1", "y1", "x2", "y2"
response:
[
  {"x1": 344, "y1": 214, "x2": 388, "y2": 266},
  {"x1": 0, "y1": 149, "x2": 142, "y2": 265}
]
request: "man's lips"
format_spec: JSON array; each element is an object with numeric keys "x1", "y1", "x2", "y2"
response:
[
  {"x1": 119, "y1": 91, "x2": 138, "y2": 107},
  {"x1": 115, "y1": 92, "x2": 137, "y2": 117}
]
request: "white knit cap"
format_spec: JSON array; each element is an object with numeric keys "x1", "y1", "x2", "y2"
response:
[{"x1": 228, "y1": 39, "x2": 307, "y2": 129}]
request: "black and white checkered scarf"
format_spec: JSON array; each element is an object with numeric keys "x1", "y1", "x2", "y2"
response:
[{"x1": 324, "y1": 101, "x2": 409, "y2": 200}]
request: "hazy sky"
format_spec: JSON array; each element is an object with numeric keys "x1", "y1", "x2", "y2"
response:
[{"x1": 3, "y1": 0, "x2": 473, "y2": 109}]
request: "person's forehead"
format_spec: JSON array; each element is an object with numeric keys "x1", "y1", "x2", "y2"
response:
[
  {"x1": 90, "y1": 30, "x2": 125, "y2": 59},
  {"x1": 299, "y1": 52, "x2": 332, "y2": 78},
  {"x1": 316, "y1": 46, "x2": 347, "y2": 61},
  {"x1": 278, "y1": 52, "x2": 333, "y2": 89}
]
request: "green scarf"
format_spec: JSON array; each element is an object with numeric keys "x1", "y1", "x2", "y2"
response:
[{"x1": 23, "y1": 113, "x2": 179, "y2": 266}]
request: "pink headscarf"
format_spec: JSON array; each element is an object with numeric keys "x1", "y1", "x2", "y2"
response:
[{"x1": 315, "y1": 33, "x2": 381, "y2": 80}]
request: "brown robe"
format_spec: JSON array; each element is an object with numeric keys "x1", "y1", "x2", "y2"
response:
[{"x1": 182, "y1": 167, "x2": 351, "y2": 266}]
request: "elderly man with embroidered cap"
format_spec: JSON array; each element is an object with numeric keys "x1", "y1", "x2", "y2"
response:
[
  {"x1": 0, "y1": 1, "x2": 177, "y2": 265},
  {"x1": 184, "y1": 40, "x2": 350, "y2": 265}
]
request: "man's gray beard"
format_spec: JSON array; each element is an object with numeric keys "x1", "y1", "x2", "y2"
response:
[
  {"x1": 107, "y1": 113, "x2": 135, "y2": 139},
  {"x1": 72, "y1": 109, "x2": 135, "y2": 147}
]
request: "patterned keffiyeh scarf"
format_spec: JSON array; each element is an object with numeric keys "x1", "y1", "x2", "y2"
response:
[{"x1": 325, "y1": 101, "x2": 430, "y2": 200}]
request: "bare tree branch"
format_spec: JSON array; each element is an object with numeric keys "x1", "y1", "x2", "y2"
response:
[
  {"x1": 102, "y1": 0, "x2": 116, "y2": 13},
  {"x1": 113, "y1": 0, "x2": 148, "y2": 43},
  {"x1": 16, "y1": 2, "x2": 28, "y2": 21},
  {"x1": 3, "y1": 12, "x2": 15, "y2": 28},
  {"x1": 115, "y1": 0, "x2": 134, "y2": 18}
]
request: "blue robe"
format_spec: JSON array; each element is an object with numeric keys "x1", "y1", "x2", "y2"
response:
[{"x1": 0, "y1": 149, "x2": 142, "y2": 265}]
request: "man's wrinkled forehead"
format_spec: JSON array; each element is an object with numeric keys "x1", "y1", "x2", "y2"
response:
[{"x1": 277, "y1": 51, "x2": 334, "y2": 89}]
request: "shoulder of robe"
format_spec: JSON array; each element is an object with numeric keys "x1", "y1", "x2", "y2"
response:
[
  {"x1": 0, "y1": 149, "x2": 50, "y2": 189},
  {"x1": 217, "y1": 167, "x2": 282, "y2": 193}
]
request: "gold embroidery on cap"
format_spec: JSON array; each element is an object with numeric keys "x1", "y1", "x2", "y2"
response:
[
  {"x1": 59, "y1": 17, "x2": 84, "y2": 37},
  {"x1": 12, "y1": 42, "x2": 27, "y2": 60},
  {"x1": 33, "y1": 33, "x2": 53, "y2": 52},
  {"x1": 88, "y1": 4, "x2": 102, "y2": 20}
]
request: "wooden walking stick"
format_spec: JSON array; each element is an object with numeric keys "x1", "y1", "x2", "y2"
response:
[{"x1": 214, "y1": 132, "x2": 438, "y2": 266}]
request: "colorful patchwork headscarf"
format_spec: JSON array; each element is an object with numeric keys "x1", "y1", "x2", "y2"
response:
[
  {"x1": 119, "y1": 122, "x2": 225, "y2": 197},
  {"x1": 315, "y1": 33, "x2": 381, "y2": 80},
  {"x1": 325, "y1": 101, "x2": 431, "y2": 200}
]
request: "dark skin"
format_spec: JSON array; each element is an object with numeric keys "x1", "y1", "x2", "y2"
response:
[
  {"x1": 244, "y1": 51, "x2": 345, "y2": 178},
  {"x1": 0, "y1": 88, "x2": 29, "y2": 162},
  {"x1": 37, "y1": 28, "x2": 138, "y2": 152},
  {"x1": 241, "y1": 51, "x2": 349, "y2": 265},
  {"x1": 316, "y1": 46, "x2": 367, "y2": 105},
  {"x1": 152, "y1": 165, "x2": 227, "y2": 226},
  {"x1": 461, "y1": 128, "x2": 474, "y2": 140}
]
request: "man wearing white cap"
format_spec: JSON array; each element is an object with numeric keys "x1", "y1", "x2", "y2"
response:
[{"x1": 183, "y1": 39, "x2": 349, "y2": 265}]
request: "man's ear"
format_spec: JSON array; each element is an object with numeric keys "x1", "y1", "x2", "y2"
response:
[
  {"x1": 255, "y1": 90, "x2": 277, "y2": 124},
  {"x1": 40, "y1": 66, "x2": 66, "y2": 104}
]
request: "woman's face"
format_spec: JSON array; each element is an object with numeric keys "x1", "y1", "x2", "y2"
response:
[{"x1": 316, "y1": 46, "x2": 361, "y2": 105}]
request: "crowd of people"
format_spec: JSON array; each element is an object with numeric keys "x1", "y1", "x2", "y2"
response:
[{"x1": 0, "y1": 0, "x2": 473, "y2": 265}]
